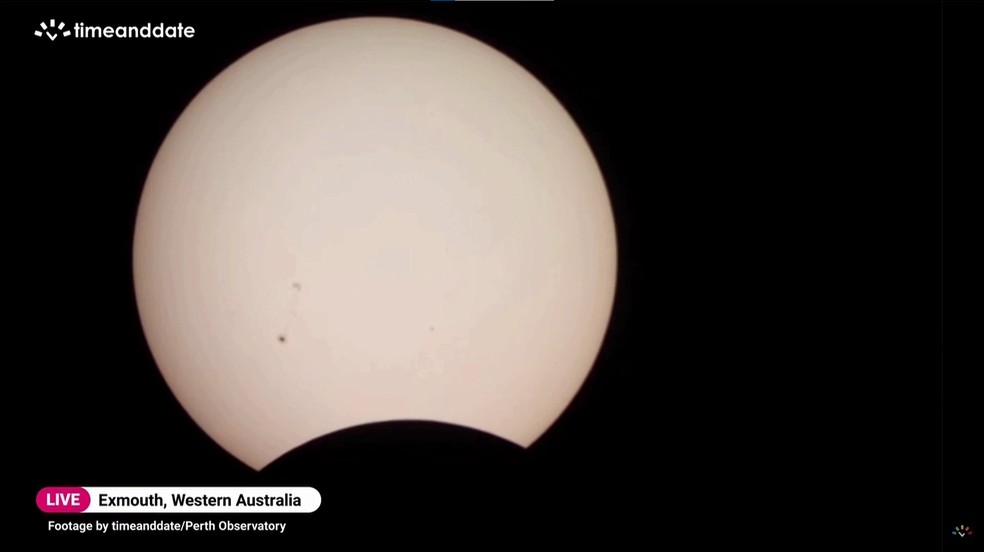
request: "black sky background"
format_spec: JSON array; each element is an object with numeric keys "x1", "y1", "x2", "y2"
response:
[{"x1": 4, "y1": 1, "x2": 978, "y2": 546}]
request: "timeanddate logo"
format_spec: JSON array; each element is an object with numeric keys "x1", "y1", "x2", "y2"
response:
[{"x1": 34, "y1": 19, "x2": 196, "y2": 41}]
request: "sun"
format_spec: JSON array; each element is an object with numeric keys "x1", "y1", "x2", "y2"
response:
[{"x1": 133, "y1": 17, "x2": 617, "y2": 470}]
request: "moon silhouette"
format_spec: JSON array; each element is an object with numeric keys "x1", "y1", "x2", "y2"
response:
[{"x1": 133, "y1": 17, "x2": 617, "y2": 470}]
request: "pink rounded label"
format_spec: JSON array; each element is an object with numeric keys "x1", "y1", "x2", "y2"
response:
[{"x1": 37, "y1": 487, "x2": 90, "y2": 513}]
